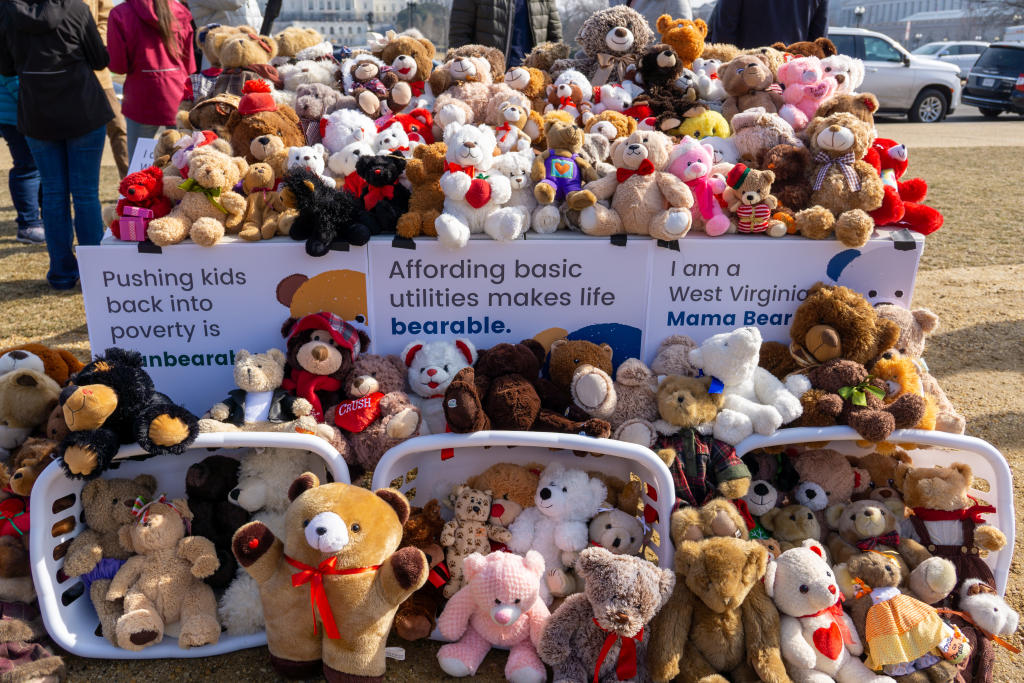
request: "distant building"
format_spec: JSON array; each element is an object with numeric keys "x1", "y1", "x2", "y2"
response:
[
  {"x1": 829, "y1": 0, "x2": 1013, "y2": 46},
  {"x1": 274, "y1": 0, "x2": 421, "y2": 46}
]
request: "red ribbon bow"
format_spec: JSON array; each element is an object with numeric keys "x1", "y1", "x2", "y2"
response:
[
  {"x1": 592, "y1": 619, "x2": 643, "y2": 682},
  {"x1": 246, "y1": 32, "x2": 273, "y2": 55},
  {"x1": 912, "y1": 499, "x2": 996, "y2": 523},
  {"x1": 343, "y1": 171, "x2": 368, "y2": 197},
  {"x1": 408, "y1": 80, "x2": 425, "y2": 97},
  {"x1": 364, "y1": 184, "x2": 396, "y2": 210},
  {"x1": 286, "y1": 555, "x2": 380, "y2": 640},
  {"x1": 616, "y1": 158, "x2": 655, "y2": 182},
  {"x1": 855, "y1": 531, "x2": 900, "y2": 551},
  {"x1": 281, "y1": 371, "x2": 341, "y2": 422},
  {"x1": 447, "y1": 162, "x2": 476, "y2": 176},
  {"x1": 799, "y1": 595, "x2": 855, "y2": 647},
  {"x1": 558, "y1": 96, "x2": 576, "y2": 108}
]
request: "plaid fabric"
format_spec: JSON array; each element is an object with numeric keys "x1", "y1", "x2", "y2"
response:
[
  {"x1": 189, "y1": 71, "x2": 218, "y2": 103},
  {"x1": 657, "y1": 429, "x2": 750, "y2": 508},
  {"x1": 288, "y1": 312, "x2": 361, "y2": 359},
  {"x1": 813, "y1": 151, "x2": 861, "y2": 192}
]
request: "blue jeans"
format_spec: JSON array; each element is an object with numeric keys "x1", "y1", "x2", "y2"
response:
[
  {"x1": 125, "y1": 118, "x2": 161, "y2": 167},
  {"x1": 0, "y1": 123, "x2": 42, "y2": 231},
  {"x1": 25, "y1": 125, "x2": 106, "y2": 289}
]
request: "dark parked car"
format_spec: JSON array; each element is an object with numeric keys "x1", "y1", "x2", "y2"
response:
[{"x1": 962, "y1": 43, "x2": 1024, "y2": 118}]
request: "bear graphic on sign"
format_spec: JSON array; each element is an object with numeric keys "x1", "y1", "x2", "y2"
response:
[
  {"x1": 276, "y1": 270, "x2": 370, "y2": 333},
  {"x1": 825, "y1": 241, "x2": 918, "y2": 308}
]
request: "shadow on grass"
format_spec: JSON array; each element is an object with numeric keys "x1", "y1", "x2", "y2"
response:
[
  {"x1": 30, "y1": 324, "x2": 89, "y2": 350},
  {"x1": 0, "y1": 279, "x2": 81, "y2": 303},
  {"x1": 968, "y1": 411, "x2": 1024, "y2": 450},
  {"x1": 927, "y1": 318, "x2": 1024, "y2": 377}
]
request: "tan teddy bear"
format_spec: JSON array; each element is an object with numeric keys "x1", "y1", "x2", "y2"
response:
[
  {"x1": 147, "y1": 146, "x2": 248, "y2": 247},
  {"x1": 577, "y1": 129, "x2": 693, "y2": 241},
  {"x1": 440, "y1": 485, "x2": 511, "y2": 599},
  {"x1": 719, "y1": 54, "x2": 783, "y2": 122},
  {"x1": 503, "y1": 65, "x2": 551, "y2": 112},
  {"x1": 273, "y1": 27, "x2": 322, "y2": 63},
  {"x1": 761, "y1": 503, "x2": 822, "y2": 552},
  {"x1": 583, "y1": 110, "x2": 637, "y2": 143},
  {"x1": 106, "y1": 498, "x2": 221, "y2": 651},
  {"x1": 722, "y1": 162, "x2": 788, "y2": 237},
  {"x1": 237, "y1": 162, "x2": 287, "y2": 241},
  {"x1": 375, "y1": 33, "x2": 436, "y2": 113}
]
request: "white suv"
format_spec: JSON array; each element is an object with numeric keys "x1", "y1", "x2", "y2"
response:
[{"x1": 829, "y1": 27, "x2": 962, "y2": 122}]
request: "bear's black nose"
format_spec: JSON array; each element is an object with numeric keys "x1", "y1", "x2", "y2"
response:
[
  {"x1": 805, "y1": 489, "x2": 817, "y2": 499},
  {"x1": 612, "y1": 538, "x2": 621, "y2": 548},
  {"x1": 258, "y1": 136, "x2": 269, "y2": 144},
  {"x1": 8, "y1": 351, "x2": 26, "y2": 360},
  {"x1": 753, "y1": 482, "x2": 769, "y2": 496},
  {"x1": 614, "y1": 28, "x2": 626, "y2": 37},
  {"x1": 229, "y1": 488, "x2": 240, "y2": 501},
  {"x1": 316, "y1": 527, "x2": 327, "y2": 536},
  {"x1": 539, "y1": 488, "x2": 551, "y2": 500},
  {"x1": 471, "y1": 506, "x2": 480, "y2": 513}
]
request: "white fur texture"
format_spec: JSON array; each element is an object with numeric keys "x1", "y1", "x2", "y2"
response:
[
  {"x1": 321, "y1": 108, "x2": 377, "y2": 154},
  {"x1": 821, "y1": 55, "x2": 865, "y2": 95},
  {"x1": 286, "y1": 144, "x2": 335, "y2": 188},
  {"x1": 402, "y1": 338, "x2": 477, "y2": 434},
  {"x1": 374, "y1": 122, "x2": 414, "y2": 157},
  {"x1": 489, "y1": 149, "x2": 535, "y2": 237},
  {"x1": 327, "y1": 140, "x2": 374, "y2": 178}
]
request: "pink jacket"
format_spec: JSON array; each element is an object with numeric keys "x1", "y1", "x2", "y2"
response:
[{"x1": 108, "y1": 0, "x2": 195, "y2": 126}]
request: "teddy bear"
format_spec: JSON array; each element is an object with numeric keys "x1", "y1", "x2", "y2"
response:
[
  {"x1": 0, "y1": 351, "x2": 61, "y2": 459},
  {"x1": 339, "y1": 53, "x2": 397, "y2": 118},
  {"x1": 281, "y1": 169, "x2": 367, "y2": 254},
  {"x1": 778, "y1": 56, "x2": 838, "y2": 131},
  {"x1": 435, "y1": 550, "x2": 549, "y2": 681},
  {"x1": 667, "y1": 498, "x2": 755, "y2": 544},
  {"x1": 835, "y1": 552, "x2": 964, "y2": 682},
  {"x1": 588, "y1": 508, "x2": 645, "y2": 557},
  {"x1": 429, "y1": 52, "x2": 521, "y2": 129},
  {"x1": 729, "y1": 106, "x2": 801, "y2": 165},
  {"x1": 790, "y1": 448, "x2": 865, "y2": 519},
  {"x1": 848, "y1": 449, "x2": 913, "y2": 504},
  {"x1": 688, "y1": 326, "x2": 803, "y2": 444},
  {"x1": 491, "y1": 149, "x2": 540, "y2": 234},
  {"x1": 801, "y1": 359, "x2": 926, "y2": 442},
  {"x1": 224, "y1": 80, "x2": 304, "y2": 162},
  {"x1": 373, "y1": 32, "x2": 436, "y2": 113},
  {"x1": 466, "y1": 462, "x2": 541, "y2": 512},
  {"x1": 329, "y1": 354, "x2": 420, "y2": 476},
  {"x1": 108, "y1": 166, "x2": 174, "y2": 240},
  {"x1": 648, "y1": 534, "x2": 788, "y2": 682},
  {"x1": 656, "y1": 14, "x2": 707, "y2": 69},
  {"x1": 958, "y1": 579, "x2": 1019, "y2": 642},
  {"x1": 507, "y1": 463, "x2": 607, "y2": 604},
  {"x1": 273, "y1": 26, "x2": 322, "y2": 64},
  {"x1": 875, "y1": 304, "x2": 964, "y2": 434},
  {"x1": 436, "y1": 122, "x2": 524, "y2": 248},
  {"x1": 394, "y1": 141, "x2": 445, "y2": 238},
  {"x1": 378, "y1": 107, "x2": 435, "y2": 146},
  {"x1": 653, "y1": 374, "x2": 755, "y2": 508},
  {"x1": 531, "y1": 114, "x2": 598, "y2": 225},
  {"x1": 772, "y1": 38, "x2": 838, "y2": 59},
  {"x1": 584, "y1": 110, "x2": 638, "y2": 143},
  {"x1": 870, "y1": 350, "x2": 937, "y2": 439},
  {"x1": 231, "y1": 474, "x2": 428, "y2": 680},
  {"x1": 759, "y1": 142, "x2": 813, "y2": 214},
  {"x1": 210, "y1": 30, "x2": 282, "y2": 96},
  {"x1": 868, "y1": 137, "x2": 944, "y2": 235},
  {"x1": 249, "y1": 133, "x2": 290, "y2": 178},
  {"x1": 239, "y1": 163, "x2": 289, "y2": 241},
  {"x1": 485, "y1": 98, "x2": 534, "y2": 153},
  {"x1": 821, "y1": 54, "x2": 866, "y2": 95},
  {"x1": 591, "y1": 82, "x2": 637, "y2": 116},
  {"x1": 401, "y1": 338, "x2": 476, "y2": 435},
  {"x1": 761, "y1": 503, "x2": 823, "y2": 552},
  {"x1": 60, "y1": 475, "x2": 158, "y2": 641},
  {"x1": 721, "y1": 162, "x2": 789, "y2": 237},
  {"x1": 373, "y1": 121, "x2": 415, "y2": 158},
  {"x1": 105, "y1": 498, "x2": 220, "y2": 651},
  {"x1": 348, "y1": 154, "x2": 410, "y2": 238},
  {"x1": 503, "y1": 65, "x2": 551, "y2": 113},
  {"x1": 538, "y1": 547, "x2": 674, "y2": 682},
  {"x1": 719, "y1": 54, "x2": 783, "y2": 122},
  {"x1": 326, "y1": 138, "x2": 374, "y2": 195},
  {"x1": 690, "y1": 56, "x2": 726, "y2": 102},
  {"x1": 578, "y1": 129, "x2": 694, "y2": 241},
  {"x1": 0, "y1": 344, "x2": 82, "y2": 386},
  {"x1": 765, "y1": 541, "x2": 894, "y2": 682},
  {"x1": 185, "y1": 455, "x2": 251, "y2": 590},
  {"x1": 544, "y1": 69, "x2": 595, "y2": 124},
  {"x1": 186, "y1": 91, "x2": 240, "y2": 139},
  {"x1": 597, "y1": 358, "x2": 666, "y2": 446},
  {"x1": 552, "y1": 6, "x2": 654, "y2": 86},
  {"x1": 286, "y1": 143, "x2": 335, "y2": 189},
  {"x1": 280, "y1": 313, "x2": 369, "y2": 424},
  {"x1": 147, "y1": 145, "x2": 248, "y2": 247},
  {"x1": 293, "y1": 83, "x2": 347, "y2": 144},
  {"x1": 793, "y1": 112, "x2": 884, "y2": 247},
  {"x1": 442, "y1": 340, "x2": 613, "y2": 438},
  {"x1": 666, "y1": 136, "x2": 732, "y2": 236},
  {"x1": 320, "y1": 108, "x2": 378, "y2": 156},
  {"x1": 0, "y1": 438, "x2": 56, "y2": 581},
  {"x1": 634, "y1": 44, "x2": 700, "y2": 133},
  {"x1": 218, "y1": 447, "x2": 328, "y2": 636},
  {"x1": 55, "y1": 348, "x2": 198, "y2": 480},
  {"x1": 440, "y1": 485, "x2": 512, "y2": 599},
  {"x1": 392, "y1": 499, "x2": 447, "y2": 641}
]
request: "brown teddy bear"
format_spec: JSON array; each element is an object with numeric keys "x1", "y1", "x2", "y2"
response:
[
  {"x1": 0, "y1": 344, "x2": 83, "y2": 386},
  {"x1": 503, "y1": 65, "x2": 551, "y2": 113},
  {"x1": 816, "y1": 92, "x2": 879, "y2": 127},
  {"x1": 761, "y1": 503, "x2": 822, "y2": 551},
  {"x1": 550, "y1": 6, "x2": 654, "y2": 83},
  {"x1": 875, "y1": 304, "x2": 965, "y2": 434},
  {"x1": 147, "y1": 145, "x2": 248, "y2": 247},
  {"x1": 374, "y1": 33, "x2": 436, "y2": 113},
  {"x1": 701, "y1": 42, "x2": 741, "y2": 62},
  {"x1": 543, "y1": 338, "x2": 614, "y2": 420},
  {"x1": 0, "y1": 352, "x2": 61, "y2": 458},
  {"x1": 339, "y1": 53, "x2": 397, "y2": 117},
  {"x1": 648, "y1": 536, "x2": 787, "y2": 682},
  {"x1": 771, "y1": 38, "x2": 838, "y2": 59},
  {"x1": 870, "y1": 350, "x2": 937, "y2": 436},
  {"x1": 238, "y1": 162, "x2": 288, "y2": 240},
  {"x1": 186, "y1": 93, "x2": 240, "y2": 139},
  {"x1": 759, "y1": 143, "x2": 812, "y2": 214},
  {"x1": 790, "y1": 447, "x2": 865, "y2": 521},
  {"x1": 466, "y1": 462, "x2": 540, "y2": 510},
  {"x1": 524, "y1": 41, "x2": 571, "y2": 72},
  {"x1": 393, "y1": 500, "x2": 447, "y2": 641},
  {"x1": 655, "y1": 14, "x2": 707, "y2": 69},
  {"x1": 225, "y1": 80, "x2": 304, "y2": 163},
  {"x1": 794, "y1": 112, "x2": 884, "y2": 247},
  {"x1": 741, "y1": 45, "x2": 788, "y2": 76},
  {"x1": 722, "y1": 162, "x2": 788, "y2": 237},
  {"x1": 578, "y1": 129, "x2": 693, "y2": 240},
  {"x1": 0, "y1": 438, "x2": 57, "y2": 581},
  {"x1": 232, "y1": 474, "x2": 427, "y2": 680},
  {"x1": 849, "y1": 449, "x2": 913, "y2": 502},
  {"x1": 105, "y1": 498, "x2": 220, "y2": 650},
  {"x1": 584, "y1": 110, "x2": 637, "y2": 143},
  {"x1": 719, "y1": 54, "x2": 783, "y2": 122},
  {"x1": 211, "y1": 29, "x2": 281, "y2": 95},
  {"x1": 273, "y1": 27, "x2": 322, "y2": 62},
  {"x1": 539, "y1": 547, "x2": 674, "y2": 683},
  {"x1": 395, "y1": 142, "x2": 445, "y2": 238},
  {"x1": 249, "y1": 133, "x2": 290, "y2": 178},
  {"x1": 669, "y1": 498, "x2": 751, "y2": 544},
  {"x1": 531, "y1": 114, "x2": 598, "y2": 212},
  {"x1": 440, "y1": 485, "x2": 511, "y2": 599}
]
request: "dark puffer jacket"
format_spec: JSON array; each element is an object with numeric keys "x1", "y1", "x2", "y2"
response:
[{"x1": 448, "y1": 0, "x2": 562, "y2": 64}]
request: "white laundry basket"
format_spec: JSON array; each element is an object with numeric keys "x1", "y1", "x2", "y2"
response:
[
  {"x1": 29, "y1": 432, "x2": 348, "y2": 659},
  {"x1": 371, "y1": 431, "x2": 677, "y2": 569},
  {"x1": 734, "y1": 427, "x2": 1015, "y2": 594}
]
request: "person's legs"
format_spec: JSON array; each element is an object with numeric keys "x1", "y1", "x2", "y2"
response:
[
  {"x1": 105, "y1": 87, "x2": 130, "y2": 179},
  {"x1": 0, "y1": 123, "x2": 44, "y2": 243},
  {"x1": 25, "y1": 135, "x2": 75, "y2": 288},
  {"x1": 124, "y1": 117, "x2": 162, "y2": 166},
  {"x1": 66, "y1": 125, "x2": 107, "y2": 253}
]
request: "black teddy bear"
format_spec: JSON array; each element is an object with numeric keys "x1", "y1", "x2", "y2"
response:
[
  {"x1": 186, "y1": 455, "x2": 251, "y2": 589},
  {"x1": 57, "y1": 347, "x2": 199, "y2": 479},
  {"x1": 283, "y1": 169, "x2": 367, "y2": 256},
  {"x1": 636, "y1": 43, "x2": 700, "y2": 132},
  {"x1": 352, "y1": 154, "x2": 410, "y2": 236}
]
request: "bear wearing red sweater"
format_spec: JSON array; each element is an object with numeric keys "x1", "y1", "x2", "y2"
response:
[{"x1": 110, "y1": 166, "x2": 174, "y2": 239}]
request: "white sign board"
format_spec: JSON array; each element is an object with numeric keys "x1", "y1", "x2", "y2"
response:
[
  {"x1": 126, "y1": 138, "x2": 157, "y2": 176},
  {"x1": 78, "y1": 236, "x2": 369, "y2": 413},
  {"x1": 642, "y1": 233, "x2": 923, "y2": 363},
  {"x1": 365, "y1": 235, "x2": 650, "y2": 362}
]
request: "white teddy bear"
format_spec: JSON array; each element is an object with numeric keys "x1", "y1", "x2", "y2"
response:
[
  {"x1": 766, "y1": 541, "x2": 895, "y2": 683},
  {"x1": 821, "y1": 54, "x2": 866, "y2": 95},
  {"x1": 286, "y1": 144, "x2": 335, "y2": 189},
  {"x1": 959, "y1": 579, "x2": 1020, "y2": 638},
  {"x1": 545, "y1": 69, "x2": 595, "y2": 123},
  {"x1": 688, "y1": 326, "x2": 803, "y2": 445},
  {"x1": 320, "y1": 108, "x2": 377, "y2": 154},
  {"x1": 326, "y1": 139, "x2": 374, "y2": 190},
  {"x1": 435, "y1": 122, "x2": 522, "y2": 249},
  {"x1": 507, "y1": 463, "x2": 607, "y2": 605},
  {"x1": 374, "y1": 121, "x2": 415, "y2": 158},
  {"x1": 401, "y1": 338, "x2": 477, "y2": 434},
  {"x1": 218, "y1": 447, "x2": 329, "y2": 635},
  {"x1": 591, "y1": 83, "x2": 634, "y2": 114},
  {"x1": 691, "y1": 57, "x2": 725, "y2": 103},
  {"x1": 489, "y1": 148, "x2": 536, "y2": 237}
]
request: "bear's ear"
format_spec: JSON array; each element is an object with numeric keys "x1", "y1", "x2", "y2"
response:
[
  {"x1": 816, "y1": 38, "x2": 838, "y2": 57},
  {"x1": 81, "y1": 479, "x2": 106, "y2": 508},
  {"x1": 356, "y1": 330, "x2": 371, "y2": 353},
  {"x1": 589, "y1": 477, "x2": 608, "y2": 510},
  {"x1": 851, "y1": 466, "x2": 870, "y2": 493},
  {"x1": 281, "y1": 317, "x2": 299, "y2": 338},
  {"x1": 134, "y1": 474, "x2": 158, "y2": 495},
  {"x1": 803, "y1": 539, "x2": 826, "y2": 558},
  {"x1": 235, "y1": 349, "x2": 251, "y2": 362},
  {"x1": 288, "y1": 472, "x2": 321, "y2": 501},
  {"x1": 762, "y1": 556, "x2": 778, "y2": 597},
  {"x1": 892, "y1": 449, "x2": 913, "y2": 464},
  {"x1": 760, "y1": 507, "x2": 779, "y2": 532},
  {"x1": 375, "y1": 488, "x2": 411, "y2": 525},
  {"x1": 266, "y1": 348, "x2": 287, "y2": 367},
  {"x1": 655, "y1": 14, "x2": 673, "y2": 35},
  {"x1": 598, "y1": 343, "x2": 613, "y2": 365},
  {"x1": 912, "y1": 309, "x2": 939, "y2": 335},
  {"x1": 549, "y1": 339, "x2": 566, "y2": 356},
  {"x1": 950, "y1": 462, "x2": 973, "y2": 485},
  {"x1": 695, "y1": 19, "x2": 708, "y2": 38},
  {"x1": 401, "y1": 341, "x2": 423, "y2": 367},
  {"x1": 454, "y1": 338, "x2": 476, "y2": 365},
  {"x1": 463, "y1": 552, "x2": 486, "y2": 582},
  {"x1": 858, "y1": 93, "x2": 879, "y2": 113},
  {"x1": 655, "y1": 564, "x2": 676, "y2": 605},
  {"x1": 743, "y1": 542, "x2": 769, "y2": 585},
  {"x1": 118, "y1": 525, "x2": 134, "y2": 554},
  {"x1": 673, "y1": 539, "x2": 700, "y2": 576},
  {"x1": 172, "y1": 498, "x2": 194, "y2": 522},
  {"x1": 575, "y1": 546, "x2": 611, "y2": 579},
  {"x1": 418, "y1": 38, "x2": 436, "y2": 60},
  {"x1": 892, "y1": 461, "x2": 912, "y2": 489},
  {"x1": 523, "y1": 550, "x2": 545, "y2": 577},
  {"x1": 824, "y1": 503, "x2": 846, "y2": 530},
  {"x1": 876, "y1": 318, "x2": 901, "y2": 357}
]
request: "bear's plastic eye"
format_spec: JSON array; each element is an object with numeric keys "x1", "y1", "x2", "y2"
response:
[
  {"x1": 888, "y1": 479, "x2": 895, "y2": 487},
  {"x1": 868, "y1": 481, "x2": 876, "y2": 488},
  {"x1": 606, "y1": 524, "x2": 612, "y2": 529},
  {"x1": 495, "y1": 598, "x2": 501, "y2": 604},
  {"x1": 868, "y1": 290, "x2": 878, "y2": 297},
  {"x1": 799, "y1": 584, "x2": 809, "y2": 593},
  {"x1": 562, "y1": 487, "x2": 567, "y2": 493},
  {"x1": 573, "y1": 358, "x2": 580, "y2": 364},
  {"x1": 515, "y1": 598, "x2": 521, "y2": 604},
  {"x1": 789, "y1": 514, "x2": 796, "y2": 521},
  {"x1": 351, "y1": 523, "x2": 361, "y2": 532},
  {"x1": 826, "y1": 570, "x2": 832, "y2": 577},
  {"x1": 303, "y1": 519, "x2": 310, "y2": 528},
  {"x1": 807, "y1": 513, "x2": 813, "y2": 520},
  {"x1": 112, "y1": 498, "x2": 118, "y2": 505},
  {"x1": 444, "y1": 365, "x2": 450, "y2": 372},
  {"x1": 630, "y1": 537, "x2": 635, "y2": 543}
]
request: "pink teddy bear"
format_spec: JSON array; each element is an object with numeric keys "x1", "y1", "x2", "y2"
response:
[
  {"x1": 778, "y1": 57, "x2": 837, "y2": 131},
  {"x1": 436, "y1": 550, "x2": 550, "y2": 682},
  {"x1": 666, "y1": 136, "x2": 732, "y2": 236}
]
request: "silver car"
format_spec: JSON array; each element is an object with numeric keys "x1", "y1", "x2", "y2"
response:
[{"x1": 912, "y1": 41, "x2": 988, "y2": 78}]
